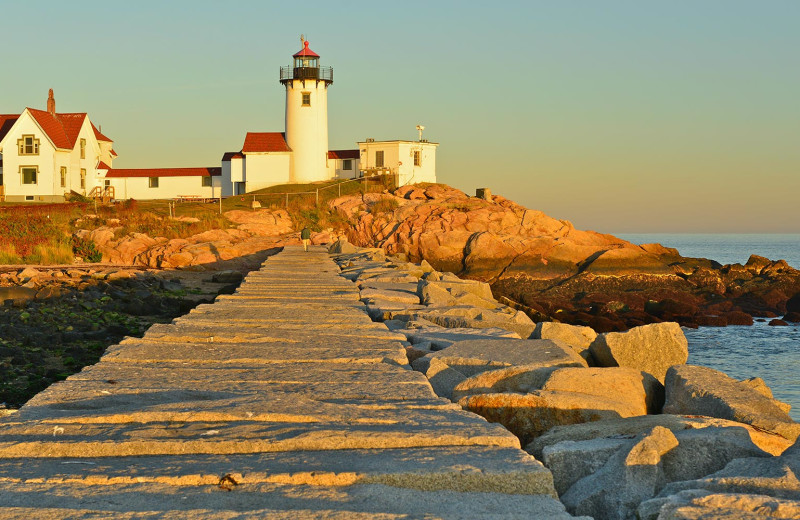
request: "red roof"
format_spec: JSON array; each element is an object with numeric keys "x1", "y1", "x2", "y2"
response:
[
  {"x1": 222, "y1": 151, "x2": 244, "y2": 161},
  {"x1": 0, "y1": 114, "x2": 19, "y2": 142},
  {"x1": 328, "y1": 149, "x2": 360, "y2": 160},
  {"x1": 293, "y1": 40, "x2": 320, "y2": 58},
  {"x1": 92, "y1": 122, "x2": 113, "y2": 142},
  {"x1": 110, "y1": 149, "x2": 118, "y2": 156},
  {"x1": 242, "y1": 132, "x2": 291, "y2": 153},
  {"x1": 106, "y1": 167, "x2": 222, "y2": 178},
  {"x1": 26, "y1": 109, "x2": 89, "y2": 149},
  {"x1": 97, "y1": 161, "x2": 112, "y2": 170}
]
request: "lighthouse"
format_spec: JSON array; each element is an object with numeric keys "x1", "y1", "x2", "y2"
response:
[{"x1": 280, "y1": 37, "x2": 333, "y2": 183}]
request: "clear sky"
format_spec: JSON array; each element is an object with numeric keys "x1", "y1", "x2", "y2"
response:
[{"x1": 3, "y1": 1, "x2": 798, "y2": 233}]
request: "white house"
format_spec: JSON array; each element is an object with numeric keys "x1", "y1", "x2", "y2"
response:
[
  {"x1": 357, "y1": 139, "x2": 439, "y2": 186},
  {"x1": 0, "y1": 90, "x2": 116, "y2": 202}
]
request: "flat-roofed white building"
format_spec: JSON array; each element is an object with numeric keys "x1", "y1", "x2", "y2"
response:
[{"x1": 357, "y1": 139, "x2": 438, "y2": 186}]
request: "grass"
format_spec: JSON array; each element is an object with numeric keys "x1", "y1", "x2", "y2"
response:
[{"x1": 369, "y1": 196, "x2": 400, "y2": 215}]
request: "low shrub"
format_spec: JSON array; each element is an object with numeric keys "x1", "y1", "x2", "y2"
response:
[{"x1": 72, "y1": 236, "x2": 103, "y2": 263}]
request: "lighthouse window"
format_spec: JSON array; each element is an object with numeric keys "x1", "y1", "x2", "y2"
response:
[
  {"x1": 302, "y1": 93, "x2": 311, "y2": 106},
  {"x1": 375, "y1": 151, "x2": 384, "y2": 168}
]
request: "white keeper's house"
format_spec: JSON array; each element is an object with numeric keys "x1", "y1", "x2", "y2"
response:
[
  {"x1": 0, "y1": 90, "x2": 116, "y2": 202},
  {"x1": 0, "y1": 38, "x2": 438, "y2": 202}
]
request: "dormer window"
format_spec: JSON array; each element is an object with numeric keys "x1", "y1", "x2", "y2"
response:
[{"x1": 18, "y1": 135, "x2": 39, "y2": 155}]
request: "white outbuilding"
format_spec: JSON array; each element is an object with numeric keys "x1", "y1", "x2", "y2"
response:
[{"x1": 357, "y1": 139, "x2": 439, "y2": 186}]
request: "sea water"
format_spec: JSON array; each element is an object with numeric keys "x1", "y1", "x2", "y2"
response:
[{"x1": 619, "y1": 234, "x2": 800, "y2": 421}]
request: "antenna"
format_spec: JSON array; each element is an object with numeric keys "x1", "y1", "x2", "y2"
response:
[{"x1": 416, "y1": 124, "x2": 425, "y2": 141}]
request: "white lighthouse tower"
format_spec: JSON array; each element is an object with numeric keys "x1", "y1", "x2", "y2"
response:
[{"x1": 280, "y1": 37, "x2": 333, "y2": 183}]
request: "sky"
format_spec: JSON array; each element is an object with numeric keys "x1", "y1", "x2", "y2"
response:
[{"x1": 3, "y1": 1, "x2": 798, "y2": 234}]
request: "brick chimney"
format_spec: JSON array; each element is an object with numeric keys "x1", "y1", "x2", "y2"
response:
[{"x1": 47, "y1": 89, "x2": 55, "y2": 115}]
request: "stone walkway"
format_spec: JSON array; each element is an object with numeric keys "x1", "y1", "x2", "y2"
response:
[{"x1": 0, "y1": 246, "x2": 574, "y2": 519}]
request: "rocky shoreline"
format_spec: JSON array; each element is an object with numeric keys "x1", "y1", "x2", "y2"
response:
[
  {"x1": 0, "y1": 251, "x2": 276, "y2": 408},
  {"x1": 330, "y1": 184, "x2": 800, "y2": 331},
  {"x1": 332, "y1": 240, "x2": 800, "y2": 519}
]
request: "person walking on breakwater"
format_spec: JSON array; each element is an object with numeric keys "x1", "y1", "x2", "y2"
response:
[{"x1": 301, "y1": 227, "x2": 311, "y2": 252}]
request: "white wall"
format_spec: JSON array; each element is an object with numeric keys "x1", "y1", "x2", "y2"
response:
[
  {"x1": 358, "y1": 141, "x2": 438, "y2": 186},
  {"x1": 106, "y1": 175, "x2": 222, "y2": 200},
  {"x1": 242, "y1": 152, "x2": 291, "y2": 192},
  {"x1": 284, "y1": 80, "x2": 332, "y2": 183},
  {"x1": 220, "y1": 157, "x2": 243, "y2": 197},
  {"x1": 331, "y1": 157, "x2": 360, "y2": 179},
  {"x1": 0, "y1": 112, "x2": 59, "y2": 201},
  {"x1": 66, "y1": 118, "x2": 104, "y2": 195}
]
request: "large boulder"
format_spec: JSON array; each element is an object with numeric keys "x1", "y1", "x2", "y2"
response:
[
  {"x1": 588, "y1": 322, "x2": 688, "y2": 382},
  {"x1": 328, "y1": 237, "x2": 358, "y2": 254},
  {"x1": 424, "y1": 358, "x2": 467, "y2": 401},
  {"x1": 412, "y1": 338, "x2": 588, "y2": 376},
  {"x1": 528, "y1": 414, "x2": 793, "y2": 459},
  {"x1": 460, "y1": 391, "x2": 644, "y2": 445},
  {"x1": 560, "y1": 426, "x2": 679, "y2": 520},
  {"x1": 452, "y1": 366, "x2": 662, "y2": 415},
  {"x1": 638, "y1": 436, "x2": 800, "y2": 519},
  {"x1": 532, "y1": 322, "x2": 597, "y2": 363},
  {"x1": 542, "y1": 437, "x2": 629, "y2": 496},
  {"x1": 224, "y1": 209, "x2": 293, "y2": 236},
  {"x1": 640, "y1": 491, "x2": 800, "y2": 520},
  {"x1": 407, "y1": 306, "x2": 536, "y2": 339},
  {"x1": 541, "y1": 425, "x2": 774, "y2": 500},
  {"x1": 663, "y1": 364, "x2": 800, "y2": 442},
  {"x1": 402, "y1": 325, "x2": 520, "y2": 351}
]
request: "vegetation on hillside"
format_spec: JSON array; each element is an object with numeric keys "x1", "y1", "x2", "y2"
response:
[{"x1": 0, "y1": 174, "x2": 393, "y2": 265}]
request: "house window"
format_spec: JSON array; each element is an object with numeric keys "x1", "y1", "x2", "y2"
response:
[
  {"x1": 342, "y1": 159, "x2": 352, "y2": 170},
  {"x1": 21, "y1": 167, "x2": 38, "y2": 184},
  {"x1": 413, "y1": 150, "x2": 421, "y2": 166},
  {"x1": 104, "y1": 179, "x2": 111, "y2": 187},
  {"x1": 201, "y1": 176, "x2": 212, "y2": 187},
  {"x1": 18, "y1": 135, "x2": 40, "y2": 155},
  {"x1": 302, "y1": 92, "x2": 311, "y2": 106},
  {"x1": 149, "y1": 177, "x2": 159, "y2": 188},
  {"x1": 375, "y1": 150, "x2": 384, "y2": 168},
  {"x1": 60, "y1": 167, "x2": 67, "y2": 187},
  {"x1": 80, "y1": 139, "x2": 86, "y2": 159},
  {"x1": 80, "y1": 169, "x2": 86, "y2": 189}
]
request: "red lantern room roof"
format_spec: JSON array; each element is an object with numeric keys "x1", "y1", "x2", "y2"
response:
[{"x1": 293, "y1": 40, "x2": 320, "y2": 59}]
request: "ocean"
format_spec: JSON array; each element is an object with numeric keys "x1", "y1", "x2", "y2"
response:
[{"x1": 619, "y1": 234, "x2": 800, "y2": 421}]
